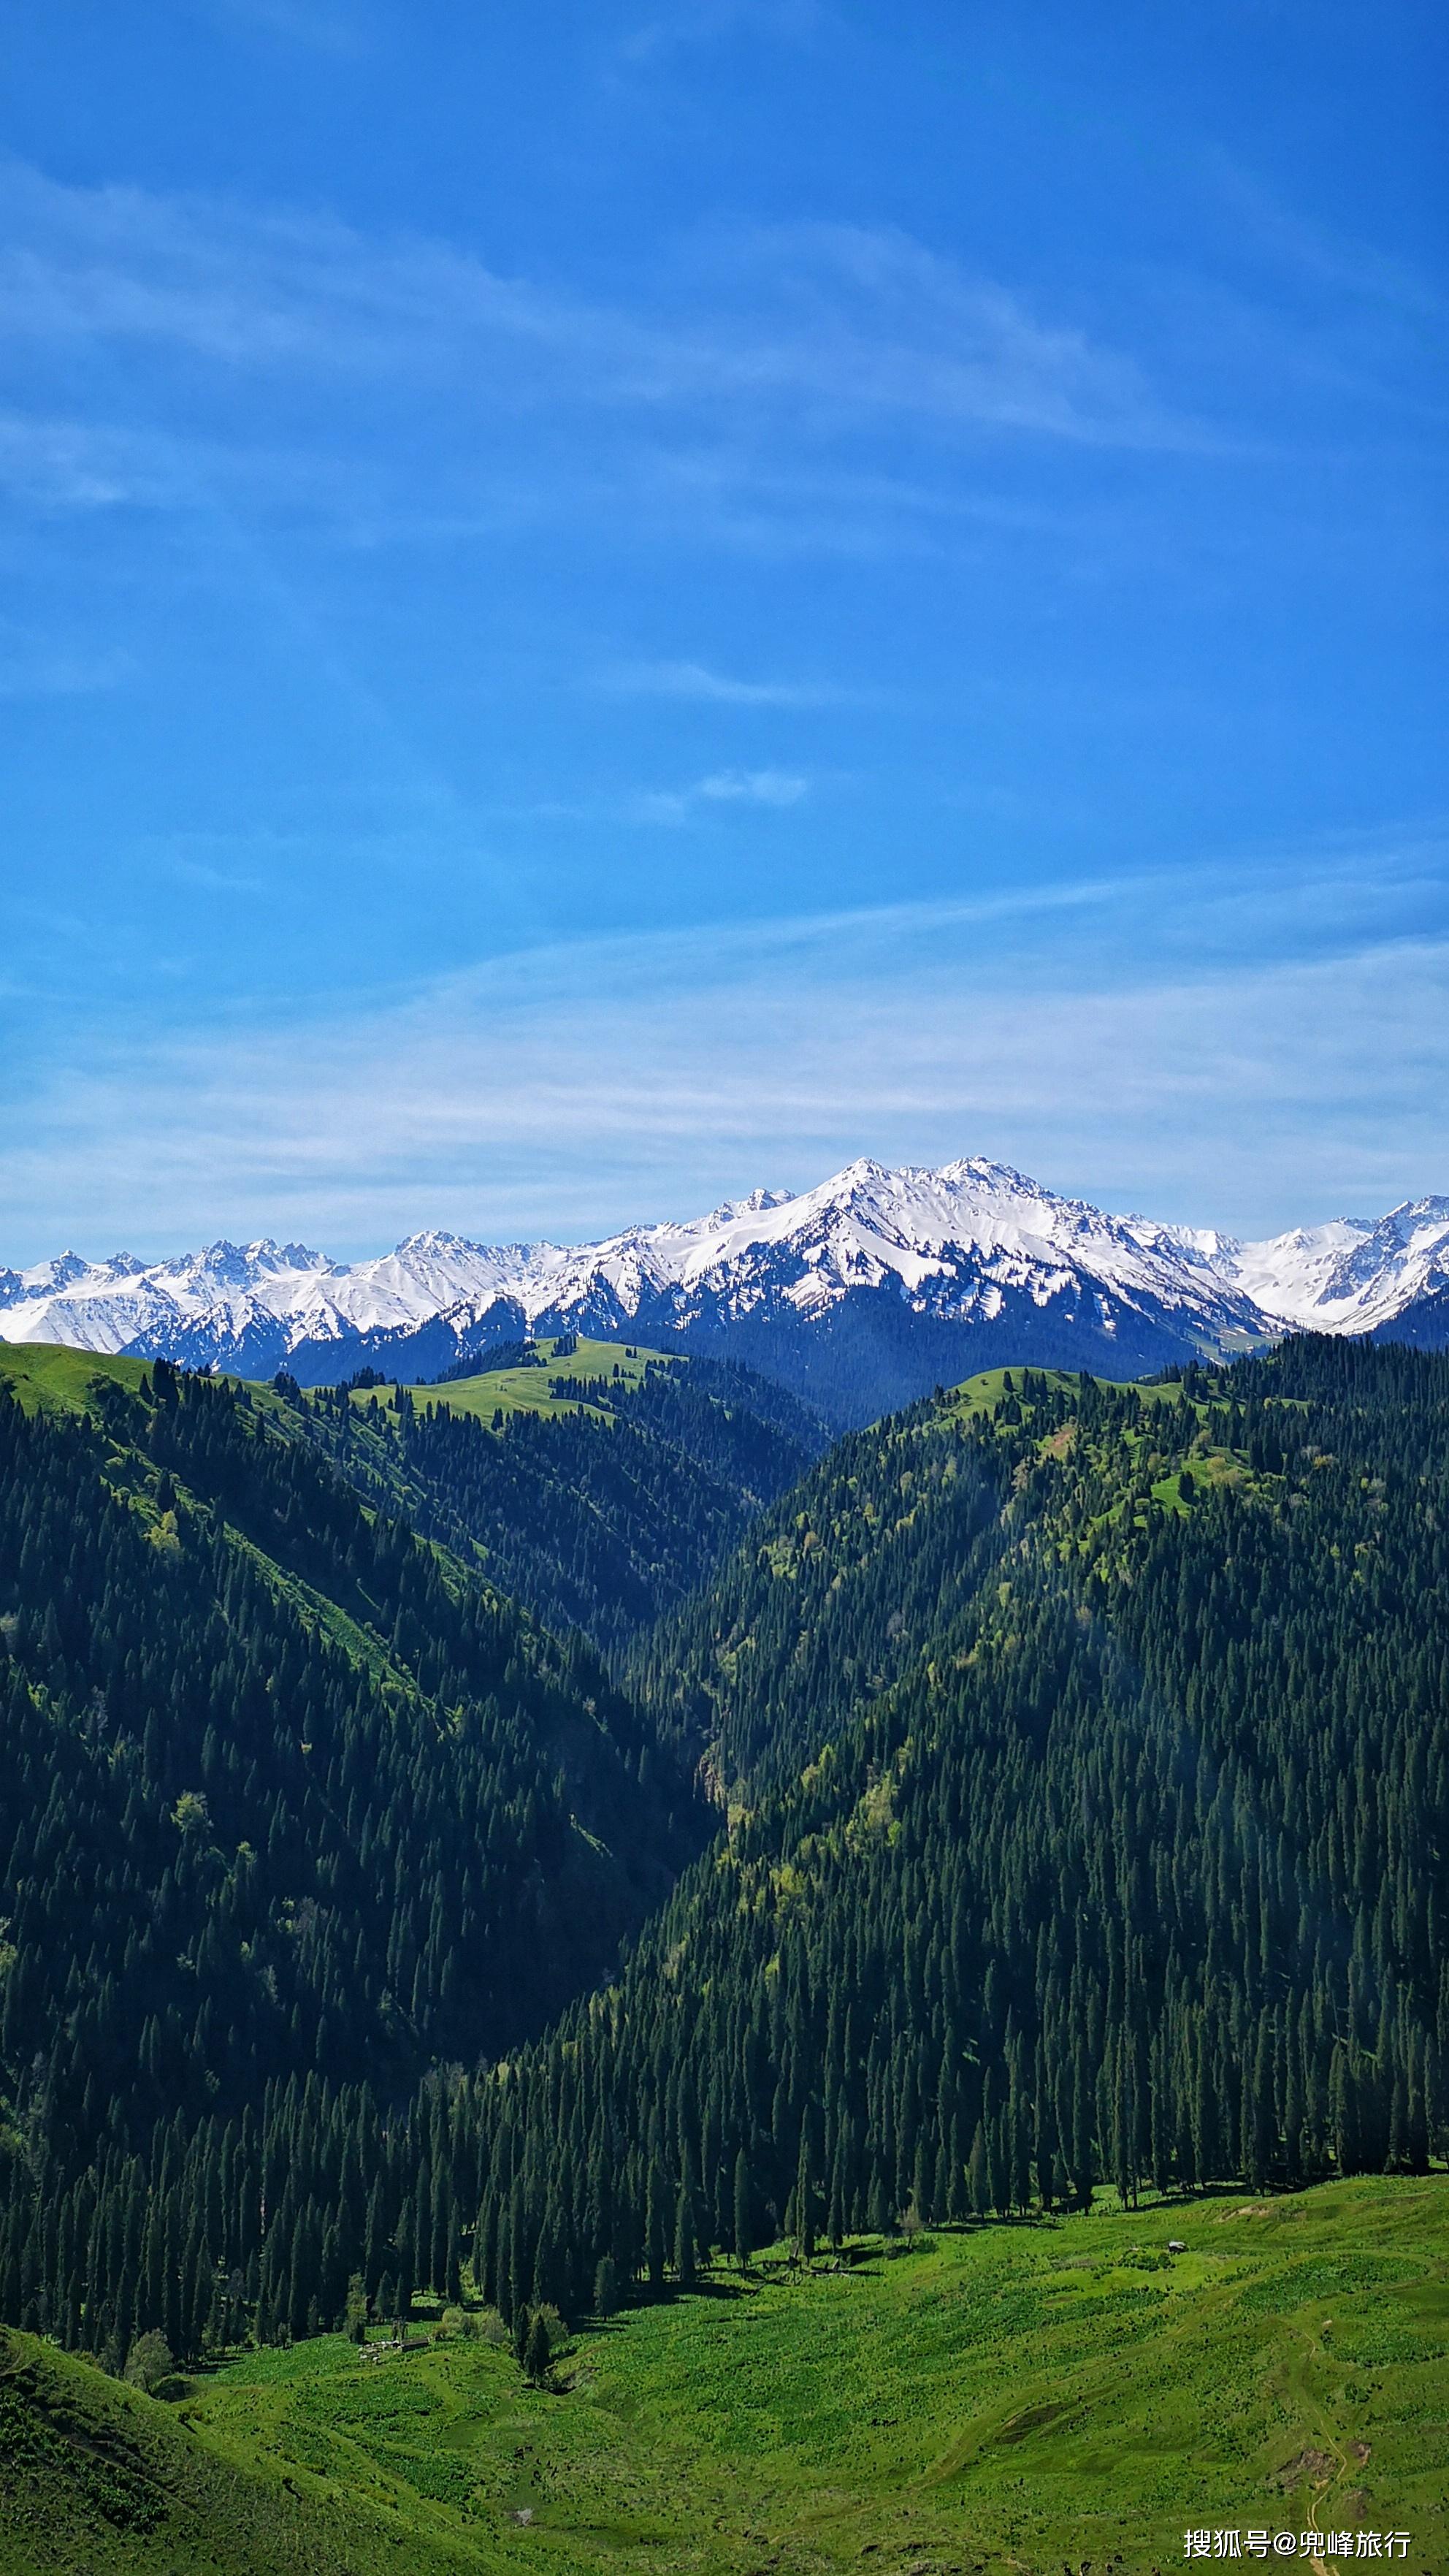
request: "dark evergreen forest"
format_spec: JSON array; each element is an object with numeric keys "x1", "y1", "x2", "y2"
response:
[
  {"x1": 280, "y1": 1357, "x2": 827, "y2": 1655},
  {"x1": 473, "y1": 1339, "x2": 1449, "y2": 2328},
  {"x1": 0, "y1": 1335, "x2": 1445, "y2": 2379},
  {"x1": 0, "y1": 1362, "x2": 698, "y2": 2363}
]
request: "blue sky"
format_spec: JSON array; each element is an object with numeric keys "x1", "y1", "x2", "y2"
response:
[{"x1": 3, "y1": 0, "x2": 1446, "y2": 1258}]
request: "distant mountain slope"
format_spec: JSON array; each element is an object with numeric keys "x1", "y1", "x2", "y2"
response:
[
  {"x1": 7, "y1": 1156, "x2": 1448, "y2": 1425},
  {"x1": 0, "y1": 1346, "x2": 701, "y2": 2369},
  {"x1": 1370, "y1": 1280, "x2": 1449, "y2": 1349},
  {"x1": 476, "y1": 1337, "x2": 1449, "y2": 2327},
  {"x1": 280, "y1": 1339, "x2": 830, "y2": 1655},
  {"x1": 1233, "y1": 1197, "x2": 1449, "y2": 1330}
]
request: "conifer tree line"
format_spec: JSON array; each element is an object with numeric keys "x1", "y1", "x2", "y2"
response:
[
  {"x1": 0, "y1": 2068, "x2": 489, "y2": 2371},
  {"x1": 1, "y1": 1333, "x2": 1447, "y2": 2376}
]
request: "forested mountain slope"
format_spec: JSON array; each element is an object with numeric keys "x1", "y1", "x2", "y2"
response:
[
  {"x1": 473, "y1": 1338, "x2": 1449, "y2": 2328},
  {"x1": 625, "y1": 1377, "x2": 1011, "y2": 1784},
  {"x1": 5, "y1": 1332, "x2": 1448, "y2": 2404},
  {"x1": 0, "y1": 1349, "x2": 700, "y2": 2366},
  {"x1": 280, "y1": 1341, "x2": 828, "y2": 1656}
]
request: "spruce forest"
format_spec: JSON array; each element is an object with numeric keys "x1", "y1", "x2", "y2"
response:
[{"x1": 0, "y1": 1331, "x2": 1446, "y2": 2569}]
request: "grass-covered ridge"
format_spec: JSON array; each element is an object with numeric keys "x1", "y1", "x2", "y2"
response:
[
  {"x1": 415, "y1": 1332, "x2": 670, "y2": 1422},
  {"x1": 169, "y1": 2178, "x2": 1448, "y2": 2576},
  {"x1": 0, "y1": 1341, "x2": 153, "y2": 1416}
]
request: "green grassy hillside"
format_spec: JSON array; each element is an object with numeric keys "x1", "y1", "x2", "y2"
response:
[
  {"x1": 0, "y1": 2326, "x2": 412, "y2": 2576},
  {"x1": 171, "y1": 2178, "x2": 1447, "y2": 2576},
  {"x1": 417, "y1": 1333, "x2": 667, "y2": 1422},
  {"x1": 0, "y1": 1342, "x2": 153, "y2": 1415}
]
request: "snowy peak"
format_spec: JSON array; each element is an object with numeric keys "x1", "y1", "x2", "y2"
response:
[
  {"x1": 591, "y1": 1155, "x2": 1269, "y2": 1335},
  {"x1": 1220, "y1": 1201, "x2": 1449, "y2": 1332},
  {"x1": 1221, "y1": 1220, "x2": 1375, "y2": 1326},
  {"x1": 2, "y1": 1156, "x2": 1445, "y2": 1381},
  {"x1": 150, "y1": 1239, "x2": 337, "y2": 1293}
]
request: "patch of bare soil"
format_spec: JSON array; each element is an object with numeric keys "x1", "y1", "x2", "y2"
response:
[{"x1": 1272, "y1": 2449, "x2": 1335, "y2": 2488}]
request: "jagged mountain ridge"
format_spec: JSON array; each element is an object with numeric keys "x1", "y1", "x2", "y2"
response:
[{"x1": 4, "y1": 1156, "x2": 1448, "y2": 1424}]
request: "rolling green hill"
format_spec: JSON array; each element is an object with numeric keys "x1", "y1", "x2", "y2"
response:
[
  {"x1": 416, "y1": 1332, "x2": 668, "y2": 1422},
  {"x1": 0, "y1": 2325, "x2": 421, "y2": 2576},
  {"x1": 0, "y1": 1341, "x2": 154, "y2": 1415}
]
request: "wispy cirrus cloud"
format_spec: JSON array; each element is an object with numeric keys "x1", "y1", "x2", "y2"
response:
[
  {"x1": 5, "y1": 845, "x2": 1448, "y2": 1260},
  {"x1": 0, "y1": 163, "x2": 1202, "y2": 452},
  {"x1": 597, "y1": 657, "x2": 865, "y2": 707},
  {"x1": 630, "y1": 767, "x2": 811, "y2": 823},
  {"x1": 0, "y1": 404, "x2": 386, "y2": 519},
  {"x1": 202, "y1": 0, "x2": 376, "y2": 47},
  {"x1": 508, "y1": 768, "x2": 813, "y2": 828}
]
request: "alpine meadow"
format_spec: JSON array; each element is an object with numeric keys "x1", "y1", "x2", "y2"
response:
[{"x1": 4, "y1": 7, "x2": 1448, "y2": 2573}]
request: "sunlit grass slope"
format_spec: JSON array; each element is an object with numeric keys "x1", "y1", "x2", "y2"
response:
[
  {"x1": 179, "y1": 2179, "x2": 1445, "y2": 2576},
  {"x1": 0, "y1": 1343, "x2": 151, "y2": 1417},
  {"x1": 389, "y1": 1333, "x2": 674, "y2": 1425},
  {"x1": 943, "y1": 1363, "x2": 1275, "y2": 1514},
  {"x1": 0, "y1": 1333, "x2": 670, "y2": 1430},
  {"x1": 0, "y1": 2328, "x2": 414, "y2": 2576}
]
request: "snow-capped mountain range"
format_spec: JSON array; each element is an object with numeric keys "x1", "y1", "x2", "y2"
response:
[{"x1": 4, "y1": 1157, "x2": 1448, "y2": 1424}]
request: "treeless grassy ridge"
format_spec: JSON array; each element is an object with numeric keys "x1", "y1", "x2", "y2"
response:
[
  {"x1": 153, "y1": 2179, "x2": 1447, "y2": 2576},
  {"x1": 0, "y1": 1344, "x2": 152, "y2": 1417},
  {"x1": 406, "y1": 1335, "x2": 672, "y2": 1424}
]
